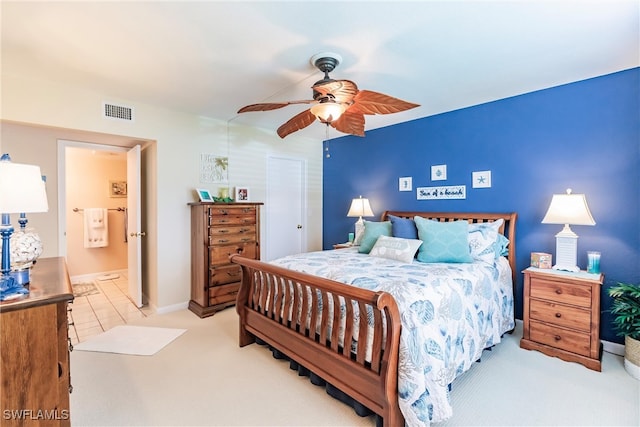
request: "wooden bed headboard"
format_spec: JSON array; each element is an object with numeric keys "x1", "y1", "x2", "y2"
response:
[{"x1": 380, "y1": 211, "x2": 518, "y2": 285}]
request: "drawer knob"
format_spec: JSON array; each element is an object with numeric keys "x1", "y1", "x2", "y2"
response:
[
  {"x1": 555, "y1": 289, "x2": 562, "y2": 295},
  {"x1": 554, "y1": 335, "x2": 562, "y2": 341},
  {"x1": 555, "y1": 312, "x2": 562, "y2": 318}
]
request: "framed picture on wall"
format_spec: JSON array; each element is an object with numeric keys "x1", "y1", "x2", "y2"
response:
[
  {"x1": 196, "y1": 188, "x2": 214, "y2": 202},
  {"x1": 235, "y1": 187, "x2": 250, "y2": 202},
  {"x1": 109, "y1": 180, "x2": 127, "y2": 197}
]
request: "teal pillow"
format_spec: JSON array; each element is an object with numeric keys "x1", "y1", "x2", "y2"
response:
[
  {"x1": 414, "y1": 217, "x2": 473, "y2": 263},
  {"x1": 357, "y1": 221, "x2": 392, "y2": 254}
]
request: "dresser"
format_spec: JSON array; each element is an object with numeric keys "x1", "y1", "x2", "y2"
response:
[
  {"x1": 520, "y1": 267, "x2": 604, "y2": 371},
  {"x1": 189, "y1": 202, "x2": 262, "y2": 318},
  {"x1": 0, "y1": 257, "x2": 74, "y2": 426}
]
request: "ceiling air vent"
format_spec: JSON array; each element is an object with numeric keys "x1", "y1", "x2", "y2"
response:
[{"x1": 103, "y1": 102, "x2": 134, "y2": 122}]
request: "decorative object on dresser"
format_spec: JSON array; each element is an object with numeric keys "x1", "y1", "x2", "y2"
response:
[
  {"x1": 0, "y1": 154, "x2": 49, "y2": 298},
  {"x1": 196, "y1": 188, "x2": 214, "y2": 202},
  {"x1": 0, "y1": 257, "x2": 74, "y2": 426},
  {"x1": 521, "y1": 267, "x2": 604, "y2": 371},
  {"x1": 188, "y1": 202, "x2": 262, "y2": 318},
  {"x1": 608, "y1": 282, "x2": 640, "y2": 380},
  {"x1": 541, "y1": 188, "x2": 596, "y2": 272}
]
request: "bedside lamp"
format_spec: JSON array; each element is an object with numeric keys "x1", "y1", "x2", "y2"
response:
[
  {"x1": 541, "y1": 188, "x2": 595, "y2": 272},
  {"x1": 347, "y1": 196, "x2": 374, "y2": 245},
  {"x1": 0, "y1": 154, "x2": 49, "y2": 300}
]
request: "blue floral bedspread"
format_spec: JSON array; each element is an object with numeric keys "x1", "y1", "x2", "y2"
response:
[{"x1": 270, "y1": 248, "x2": 514, "y2": 427}]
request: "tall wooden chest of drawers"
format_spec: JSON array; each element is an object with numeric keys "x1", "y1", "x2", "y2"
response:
[
  {"x1": 0, "y1": 257, "x2": 74, "y2": 426},
  {"x1": 189, "y1": 202, "x2": 262, "y2": 318},
  {"x1": 520, "y1": 267, "x2": 604, "y2": 371}
]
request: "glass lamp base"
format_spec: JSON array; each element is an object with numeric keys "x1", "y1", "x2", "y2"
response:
[
  {"x1": 10, "y1": 268, "x2": 30, "y2": 286},
  {"x1": 0, "y1": 274, "x2": 29, "y2": 301}
]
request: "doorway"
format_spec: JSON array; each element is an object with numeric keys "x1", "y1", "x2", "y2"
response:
[{"x1": 57, "y1": 139, "x2": 143, "y2": 306}]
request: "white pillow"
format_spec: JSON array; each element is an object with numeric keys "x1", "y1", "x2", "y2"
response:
[{"x1": 369, "y1": 235, "x2": 423, "y2": 263}]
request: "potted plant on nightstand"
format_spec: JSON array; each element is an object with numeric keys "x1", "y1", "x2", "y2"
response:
[{"x1": 608, "y1": 283, "x2": 640, "y2": 380}]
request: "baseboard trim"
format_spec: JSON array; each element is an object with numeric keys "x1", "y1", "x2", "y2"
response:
[
  {"x1": 602, "y1": 340, "x2": 625, "y2": 357},
  {"x1": 154, "y1": 301, "x2": 189, "y2": 315}
]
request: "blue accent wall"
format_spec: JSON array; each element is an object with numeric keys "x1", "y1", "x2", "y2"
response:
[{"x1": 322, "y1": 68, "x2": 639, "y2": 344}]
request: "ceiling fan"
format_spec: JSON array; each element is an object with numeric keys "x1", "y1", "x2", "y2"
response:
[{"x1": 237, "y1": 52, "x2": 420, "y2": 139}]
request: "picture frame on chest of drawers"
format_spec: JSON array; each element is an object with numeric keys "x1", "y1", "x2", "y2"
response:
[{"x1": 520, "y1": 266, "x2": 604, "y2": 371}]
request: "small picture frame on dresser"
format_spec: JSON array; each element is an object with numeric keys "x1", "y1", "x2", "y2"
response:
[
  {"x1": 235, "y1": 187, "x2": 250, "y2": 202},
  {"x1": 196, "y1": 188, "x2": 214, "y2": 202}
]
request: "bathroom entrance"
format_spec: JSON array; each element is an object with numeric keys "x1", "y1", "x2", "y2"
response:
[{"x1": 58, "y1": 140, "x2": 143, "y2": 307}]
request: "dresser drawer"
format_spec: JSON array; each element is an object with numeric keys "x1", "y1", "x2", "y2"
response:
[
  {"x1": 530, "y1": 277, "x2": 591, "y2": 308},
  {"x1": 209, "y1": 207, "x2": 257, "y2": 226},
  {"x1": 209, "y1": 283, "x2": 239, "y2": 306},
  {"x1": 530, "y1": 299, "x2": 591, "y2": 331},
  {"x1": 209, "y1": 243, "x2": 258, "y2": 265},
  {"x1": 209, "y1": 231, "x2": 256, "y2": 246},
  {"x1": 209, "y1": 225, "x2": 256, "y2": 238},
  {"x1": 529, "y1": 320, "x2": 591, "y2": 357},
  {"x1": 210, "y1": 265, "x2": 242, "y2": 286}
]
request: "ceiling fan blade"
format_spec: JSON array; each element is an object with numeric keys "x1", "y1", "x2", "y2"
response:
[
  {"x1": 313, "y1": 79, "x2": 358, "y2": 104},
  {"x1": 353, "y1": 90, "x2": 420, "y2": 115},
  {"x1": 277, "y1": 109, "x2": 317, "y2": 138},
  {"x1": 331, "y1": 109, "x2": 365, "y2": 137},
  {"x1": 237, "y1": 100, "x2": 314, "y2": 114}
]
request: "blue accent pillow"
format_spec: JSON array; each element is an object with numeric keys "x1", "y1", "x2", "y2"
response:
[
  {"x1": 357, "y1": 221, "x2": 392, "y2": 254},
  {"x1": 388, "y1": 214, "x2": 418, "y2": 239},
  {"x1": 414, "y1": 217, "x2": 473, "y2": 263},
  {"x1": 495, "y1": 234, "x2": 510, "y2": 257}
]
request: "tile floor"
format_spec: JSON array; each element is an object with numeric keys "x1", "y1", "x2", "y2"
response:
[{"x1": 68, "y1": 273, "x2": 153, "y2": 345}]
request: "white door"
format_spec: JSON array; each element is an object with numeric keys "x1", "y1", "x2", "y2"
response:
[
  {"x1": 265, "y1": 157, "x2": 305, "y2": 261},
  {"x1": 127, "y1": 145, "x2": 143, "y2": 307}
]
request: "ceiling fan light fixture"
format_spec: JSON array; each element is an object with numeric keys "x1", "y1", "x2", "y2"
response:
[{"x1": 310, "y1": 102, "x2": 346, "y2": 124}]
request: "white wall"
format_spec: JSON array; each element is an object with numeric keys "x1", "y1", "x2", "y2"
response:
[{"x1": 1, "y1": 73, "x2": 323, "y2": 311}]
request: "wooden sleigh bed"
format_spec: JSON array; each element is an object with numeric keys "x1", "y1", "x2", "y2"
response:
[{"x1": 231, "y1": 211, "x2": 517, "y2": 427}]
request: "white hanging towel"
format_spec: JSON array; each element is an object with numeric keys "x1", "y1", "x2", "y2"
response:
[{"x1": 83, "y1": 208, "x2": 109, "y2": 248}]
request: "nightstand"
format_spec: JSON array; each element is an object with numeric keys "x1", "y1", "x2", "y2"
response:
[
  {"x1": 333, "y1": 242, "x2": 354, "y2": 249},
  {"x1": 520, "y1": 267, "x2": 604, "y2": 371}
]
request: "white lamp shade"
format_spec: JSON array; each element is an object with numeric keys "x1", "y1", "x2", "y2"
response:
[
  {"x1": 541, "y1": 189, "x2": 595, "y2": 226},
  {"x1": 347, "y1": 197, "x2": 374, "y2": 218},
  {"x1": 310, "y1": 102, "x2": 346, "y2": 123},
  {"x1": 0, "y1": 161, "x2": 49, "y2": 213}
]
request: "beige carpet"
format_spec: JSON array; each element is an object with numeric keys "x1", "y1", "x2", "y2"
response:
[{"x1": 70, "y1": 308, "x2": 639, "y2": 426}]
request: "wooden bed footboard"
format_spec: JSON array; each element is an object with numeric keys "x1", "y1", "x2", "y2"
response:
[{"x1": 230, "y1": 254, "x2": 404, "y2": 426}]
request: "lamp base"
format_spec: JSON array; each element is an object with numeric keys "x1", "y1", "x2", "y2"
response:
[
  {"x1": 10, "y1": 268, "x2": 30, "y2": 286},
  {"x1": 553, "y1": 229, "x2": 580, "y2": 273},
  {"x1": 0, "y1": 274, "x2": 29, "y2": 301},
  {"x1": 552, "y1": 264, "x2": 581, "y2": 273}
]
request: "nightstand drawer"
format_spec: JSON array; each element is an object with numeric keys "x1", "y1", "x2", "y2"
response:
[
  {"x1": 530, "y1": 277, "x2": 591, "y2": 308},
  {"x1": 530, "y1": 299, "x2": 591, "y2": 331},
  {"x1": 529, "y1": 320, "x2": 591, "y2": 357}
]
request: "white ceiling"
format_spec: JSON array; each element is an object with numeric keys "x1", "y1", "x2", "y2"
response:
[{"x1": 2, "y1": 1, "x2": 638, "y2": 141}]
